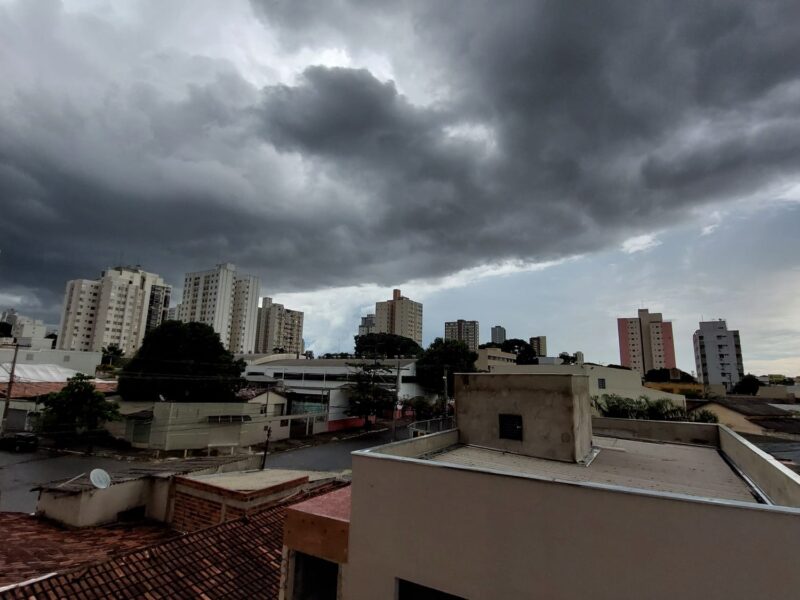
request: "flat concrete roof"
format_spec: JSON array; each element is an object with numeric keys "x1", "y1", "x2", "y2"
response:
[
  {"x1": 185, "y1": 468, "x2": 343, "y2": 492},
  {"x1": 425, "y1": 437, "x2": 759, "y2": 503}
]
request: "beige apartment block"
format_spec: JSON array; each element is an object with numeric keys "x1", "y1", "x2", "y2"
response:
[
  {"x1": 58, "y1": 266, "x2": 171, "y2": 356},
  {"x1": 254, "y1": 297, "x2": 304, "y2": 355},
  {"x1": 475, "y1": 347, "x2": 517, "y2": 372},
  {"x1": 180, "y1": 263, "x2": 259, "y2": 353},
  {"x1": 375, "y1": 289, "x2": 423, "y2": 346},
  {"x1": 617, "y1": 308, "x2": 676, "y2": 375},
  {"x1": 529, "y1": 335, "x2": 547, "y2": 357},
  {"x1": 444, "y1": 319, "x2": 480, "y2": 352}
]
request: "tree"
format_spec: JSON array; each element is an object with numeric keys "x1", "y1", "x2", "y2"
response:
[
  {"x1": 495, "y1": 338, "x2": 538, "y2": 365},
  {"x1": 416, "y1": 338, "x2": 478, "y2": 398},
  {"x1": 645, "y1": 368, "x2": 696, "y2": 383},
  {"x1": 38, "y1": 374, "x2": 121, "y2": 449},
  {"x1": 354, "y1": 333, "x2": 423, "y2": 359},
  {"x1": 733, "y1": 374, "x2": 761, "y2": 396},
  {"x1": 344, "y1": 362, "x2": 395, "y2": 428},
  {"x1": 118, "y1": 321, "x2": 245, "y2": 402},
  {"x1": 101, "y1": 344, "x2": 124, "y2": 367},
  {"x1": 558, "y1": 352, "x2": 578, "y2": 365}
]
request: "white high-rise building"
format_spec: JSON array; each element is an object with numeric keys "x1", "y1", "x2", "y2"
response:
[
  {"x1": 180, "y1": 263, "x2": 260, "y2": 353},
  {"x1": 58, "y1": 266, "x2": 171, "y2": 355},
  {"x1": 694, "y1": 319, "x2": 744, "y2": 391},
  {"x1": 375, "y1": 289, "x2": 423, "y2": 346},
  {"x1": 254, "y1": 297, "x2": 304, "y2": 355},
  {"x1": 445, "y1": 319, "x2": 480, "y2": 352}
]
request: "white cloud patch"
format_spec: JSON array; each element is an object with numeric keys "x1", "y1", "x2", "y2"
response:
[{"x1": 621, "y1": 233, "x2": 661, "y2": 254}]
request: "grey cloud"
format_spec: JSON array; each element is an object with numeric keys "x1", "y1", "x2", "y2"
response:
[{"x1": 2, "y1": 0, "x2": 800, "y2": 326}]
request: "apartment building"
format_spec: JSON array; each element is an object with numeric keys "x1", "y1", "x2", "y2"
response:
[
  {"x1": 490, "y1": 325, "x2": 506, "y2": 344},
  {"x1": 475, "y1": 347, "x2": 516, "y2": 372},
  {"x1": 358, "y1": 314, "x2": 376, "y2": 337},
  {"x1": 254, "y1": 297, "x2": 304, "y2": 355},
  {"x1": 617, "y1": 308, "x2": 676, "y2": 375},
  {"x1": 374, "y1": 289, "x2": 423, "y2": 346},
  {"x1": 529, "y1": 335, "x2": 547, "y2": 357},
  {"x1": 2, "y1": 309, "x2": 49, "y2": 349},
  {"x1": 444, "y1": 319, "x2": 480, "y2": 352},
  {"x1": 57, "y1": 266, "x2": 171, "y2": 355},
  {"x1": 281, "y1": 373, "x2": 800, "y2": 600},
  {"x1": 180, "y1": 263, "x2": 259, "y2": 353},
  {"x1": 694, "y1": 319, "x2": 745, "y2": 390}
]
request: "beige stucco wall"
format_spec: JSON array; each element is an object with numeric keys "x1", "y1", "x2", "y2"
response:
[
  {"x1": 455, "y1": 374, "x2": 592, "y2": 463},
  {"x1": 37, "y1": 479, "x2": 152, "y2": 527},
  {"x1": 345, "y1": 454, "x2": 800, "y2": 600}
]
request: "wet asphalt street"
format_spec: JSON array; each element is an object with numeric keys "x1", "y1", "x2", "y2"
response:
[{"x1": 0, "y1": 428, "x2": 398, "y2": 514}]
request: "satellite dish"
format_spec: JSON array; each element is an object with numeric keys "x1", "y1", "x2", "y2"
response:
[{"x1": 89, "y1": 468, "x2": 111, "y2": 489}]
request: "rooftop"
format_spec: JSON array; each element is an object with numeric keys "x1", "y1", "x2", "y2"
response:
[
  {"x1": 0, "y1": 514, "x2": 175, "y2": 589},
  {"x1": 707, "y1": 397, "x2": 792, "y2": 417},
  {"x1": 425, "y1": 437, "x2": 759, "y2": 503},
  {"x1": 0, "y1": 381, "x2": 117, "y2": 399},
  {"x1": 259, "y1": 358, "x2": 417, "y2": 368},
  {"x1": 184, "y1": 468, "x2": 345, "y2": 492},
  {"x1": 1, "y1": 483, "x2": 348, "y2": 599},
  {"x1": 37, "y1": 455, "x2": 253, "y2": 494}
]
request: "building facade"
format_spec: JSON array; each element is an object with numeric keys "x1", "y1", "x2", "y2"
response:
[
  {"x1": 529, "y1": 335, "x2": 547, "y2": 357},
  {"x1": 490, "y1": 325, "x2": 506, "y2": 344},
  {"x1": 444, "y1": 319, "x2": 480, "y2": 352},
  {"x1": 617, "y1": 308, "x2": 676, "y2": 375},
  {"x1": 58, "y1": 266, "x2": 171, "y2": 355},
  {"x1": 254, "y1": 297, "x2": 304, "y2": 355},
  {"x1": 693, "y1": 319, "x2": 744, "y2": 390},
  {"x1": 180, "y1": 263, "x2": 260, "y2": 353},
  {"x1": 4, "y1": 311, "x2": 49, "y2": 349},
  {"x1": 357, "y1": 314, "x2": 376, "y2": 337},
  {"x1": 374, "y1": 289, "x2": 423, "y2": 345}
]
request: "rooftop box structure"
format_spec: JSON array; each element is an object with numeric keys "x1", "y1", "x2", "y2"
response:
[{"x1": 455, "y1": 373, "x2": 593, "y2": 463}]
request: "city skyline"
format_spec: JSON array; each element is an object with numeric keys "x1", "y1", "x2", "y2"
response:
[{"x1": 0, "y1": 1, "x2": 798, "y2": 374}]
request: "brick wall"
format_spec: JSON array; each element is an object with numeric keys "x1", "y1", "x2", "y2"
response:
[{"x1": 169, "y1": 475, "x2": 311, "y2": 533}]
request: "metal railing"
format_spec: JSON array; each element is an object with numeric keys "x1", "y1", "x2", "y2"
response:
[{"x1": 408, "y1": 416, "x2": 456, "y2": 438}]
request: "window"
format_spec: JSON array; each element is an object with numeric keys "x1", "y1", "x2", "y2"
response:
[
  {"x1": 280, "y1": 419, "x2": 289, "y2": 427},
  {"x1": 498, "y1": 413, "x2": 523, "y2": 441},
  {"x1": 63, "y1": 355, "x2": 71, "y2": 362},
  {"x1": 397, "y1": 580, "x2": 466, "y2": 600},
  {"x1": 598, "y1": 378, "x2": 606, "y2": 390}
]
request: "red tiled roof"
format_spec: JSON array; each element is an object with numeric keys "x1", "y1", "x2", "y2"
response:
[
  {"x1": 0, "y1": 514, "x2": 175, "y2": 589},
  {"x1": 0, "y1": 381, "x2": 117, "y2": 399},
  {"x1": 0, "y1": 482, "x2": 348, "y2": 600}
]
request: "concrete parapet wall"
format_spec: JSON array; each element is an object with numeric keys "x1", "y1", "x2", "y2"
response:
[
  {"x1": 720, "y1": 426, "x2": 800, "y2": 508},
  {"x1": 366, "y1": 429, "x2": 458, "y2": 458},
  {"x1": 592, "y1": 417, "x2": 719, "y2": 447}
]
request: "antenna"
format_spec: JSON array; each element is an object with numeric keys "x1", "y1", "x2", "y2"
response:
[{"x1": 89, "y1": 468, "x2": 111, "y2": 489}]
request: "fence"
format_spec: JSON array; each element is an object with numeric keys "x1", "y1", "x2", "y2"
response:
[{"x1": 408, "y1": 417, "x2": 456, "y2": 438}]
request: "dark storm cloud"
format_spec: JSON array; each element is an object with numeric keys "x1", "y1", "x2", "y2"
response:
[{"x1": 2, "y1": 0, "x2": 800, "y2": 324}]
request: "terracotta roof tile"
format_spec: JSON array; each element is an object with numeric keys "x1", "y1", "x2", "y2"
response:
[
  {"x1": 1, "y1": 382, "x2": 117, "y2": 400},
  {"x1": 1, "y1": 482, "x2": 348, "y2": 600}
]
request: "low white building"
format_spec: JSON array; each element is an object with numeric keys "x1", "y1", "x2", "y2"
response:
[
  {"x1": 491, "y1": 362, "x2": 687, "y2": 408},
  {"x1": 107, "y1": 391, "x2": 327, "y2": 453},
  {"x1": 244, "y1": 358, "x2": 429, "y2": 431},
  {"x1": 0, "y1": 347, "x2": 102, "y2": 376}
]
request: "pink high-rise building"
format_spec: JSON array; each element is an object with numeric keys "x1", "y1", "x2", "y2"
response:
[{"x1": 617, "y1": 309, "x2": 676, "y2": 375}]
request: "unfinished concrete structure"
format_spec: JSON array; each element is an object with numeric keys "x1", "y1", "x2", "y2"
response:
[{"x1": 285, "y1": 373, "x2": 800, "y2": 600}]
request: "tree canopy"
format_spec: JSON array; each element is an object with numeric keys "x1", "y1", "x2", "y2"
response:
[
  {"x1": 344, "y1": 362, "x2": 395, "y2": 427},
  {"x1": 101, "y1": 344, "x2": 124, "y2": 366},
  {"x1": 594, "y1": 394, "x2": 718, "y2": 423},
  {"x1": 38, "y1": 373, "x2": 121, "y2": 442},
  {"x1": 354, "y1": 332, "x2": 423, "y2": 358},
  {"x1": 118, "y1": 321, "x2": 245, "y2": 402},
  {"x1": 733, "y1": 374, "x2": 761, "y2": 395},
  {"x1": 416, "y1": 337, "x2": 478, "y2": 395},
  {"x1": 644, "y1": 368, "x2": 696, "y2": 383}
]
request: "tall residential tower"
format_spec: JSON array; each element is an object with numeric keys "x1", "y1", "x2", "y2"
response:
[
  {"x1": 254, "y1": 297, "x2": 304, "y2": 355},
  {"x1": 180, "y1": 263, "x2": 259, "y2": 353},
  {"x1": 375, "y1": 289, "x2": 423, "y2": 346},
  {"x1": 491, "y1": 325, "x2": 507, "y2": 345},
  {"x1": 617, "y1": 308, "x2": 676, "y2": 375},
  {"x1": 445, "y1": 320, "x2": 480, "y2": 352},
  {"x1": 694, "y1": 320, "x2": 744, "y2": 391},
  {"x1": 58, "y1": 266, "x2": 171, "y2": 355}
]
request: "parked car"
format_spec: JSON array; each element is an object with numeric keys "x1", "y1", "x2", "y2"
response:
[{"x1": 0, "y1": 432, "x2": 39, "y2": 453}]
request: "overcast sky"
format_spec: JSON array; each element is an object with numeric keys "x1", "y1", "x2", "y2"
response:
[{"x1": 1, "y1": 0, "x2": 798, "y2": 374}]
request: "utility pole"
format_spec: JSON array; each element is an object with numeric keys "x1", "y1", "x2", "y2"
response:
[
  {"x1": 442, "y1": 367, "x2": 448, "y2": 418},
  {"x1": 1, "y1": 342, "x2": 21, "y2": 436},
  {"x1": 392, "y1": 356, "x2": 400, "y2": 441},
  {"x1": 260, "y1": 425, "x2": 272, "y2": 470}
]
